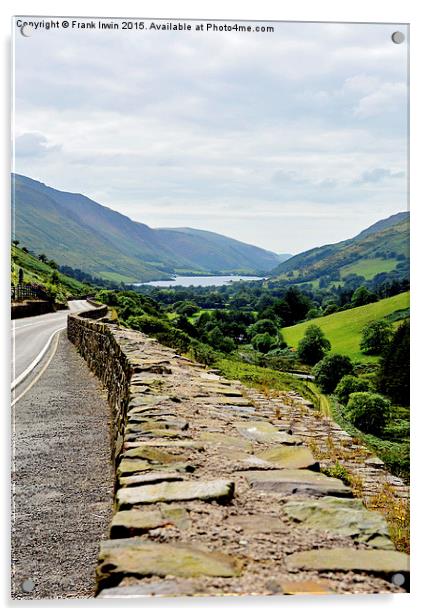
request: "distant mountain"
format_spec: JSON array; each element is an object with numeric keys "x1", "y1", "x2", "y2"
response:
[
  {"x1": 12, "y1": 174, "x2": 282, "y2": 283},
  {"x1": 276, "y1": 253, "x2": 293, "y2": 262},
  {"x1": 271, "y1": 212, "x2": 409, "y2": 284},
  {"x1": 353, "y1": 211, "x2": 409, "y2": 240}
]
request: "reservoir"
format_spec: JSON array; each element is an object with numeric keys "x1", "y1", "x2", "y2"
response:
[{"x1": 135, "y1": 275, "x2": 263, "y2": 288}]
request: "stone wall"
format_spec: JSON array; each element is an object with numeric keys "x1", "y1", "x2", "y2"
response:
[
  {"x1": 12, "y1": 300, "x2": 54, "y2": 319},
  {"x1": 68, "y1": 308, "x2": 409, "y2": 598},
  {"x1": 68, "y1": 307, "x2": 132, "y2": 462}
]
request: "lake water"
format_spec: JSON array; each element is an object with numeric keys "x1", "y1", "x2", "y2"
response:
[{"x1": 136, "y1": 275, "x2": 263, "y2": 288}]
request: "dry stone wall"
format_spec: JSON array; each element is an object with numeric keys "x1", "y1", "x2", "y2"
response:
[{"x1": 68, "y1": 308, "x2": 409, "y2": 598}]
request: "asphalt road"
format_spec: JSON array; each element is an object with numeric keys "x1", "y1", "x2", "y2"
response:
[
  {"x1": 11, "y1": 331, "x2": 114, "y2": 598},
  {"x1": 11, "y1": 299, "x2": 92, "y2": 389}
]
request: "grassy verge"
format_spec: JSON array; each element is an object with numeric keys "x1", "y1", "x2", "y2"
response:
[
  {"x1": 305, "y1": 381, "x2": 332, "y2": 416},
  {"x1": 214, "y1": 357, "x2": 320, "y2": 409}
]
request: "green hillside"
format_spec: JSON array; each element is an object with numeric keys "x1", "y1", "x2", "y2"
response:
[
  {"x1": 11, "y1": 244, "x2": 91, "y2": 300},
  {"x1": 271, "y1": 212, "x2": 409, "y2": 287},
  {"x1": 282, "y1": 292, "x2": 409, "y2": 363},
  {"x1": 12, "y1": 174, "x2": 282, "y2": 283}
]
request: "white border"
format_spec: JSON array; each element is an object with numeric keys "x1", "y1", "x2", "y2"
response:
[{"x1": 2, "y1": 1, "x2": 426, "y2": 614}]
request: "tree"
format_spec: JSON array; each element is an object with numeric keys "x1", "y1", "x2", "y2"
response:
[
  {"x1": 38, "y1": 253, "x2": 48, "y2": 263},
  {"x1": 360, "y1": 320, "x2": 393, "y2": 355},
  {"x1": 47, "y1": 259, "x2": 59, "y2": 270},
  {"x1": 12, "y1": 239, "x2": 20, "y2": 247},
  {"x1": 323, "y1": 303, "x2": 339, "y2": 316},
  {"x1": 251, "y1": 333, "x2": 277, "y2": 354},
  {"x1": 334, "y1": 374, "x2": 371, "y2": 405},
  {"x1": 306, "y1": 307, "x2": 321, "y2": 319},
  {"x1": 207, "y1": 326, "x2": 235, "y2": 352},
  {"x1": 255, "y1": 293, "x2": 273, "y2": 313},
  {"x1": 174, "y1": 314, "x2": 197, "y2": 337},
  {"x1": 297, "y1": 325, "x2": 331, "y2": 365},
  {"x1": 175, "y1": 301, "x2": 199, "y2": 317},
  {"x1": 50, "y1": 270, "x2": 60, "y2": 284},
  {"x1": 351, "y1": 286, "x2": 377, "y2": 307},
  {"x1": 18, "y1": 267, "x2": 24, "y2": 284},
  {"x1": 274, "y1": 287, "x2": 312, "y2": 326},
  {"x1": 346, "y1": 392, "x2": 390, "y2": 435},
  {"x1": 313, "y1": 353, "x2": 354, "y2": 393},
  {"x1": 377, "y1": 321, "x2": 409, "y2": 405},
  {"x1": 248, "y1": 319, "x2": 278, "y2": 337}
]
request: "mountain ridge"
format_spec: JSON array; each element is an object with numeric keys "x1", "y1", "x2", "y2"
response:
[
  {"x1": 12, "y1": 174, "x2": 282, "y2": 282},
  {"x1": 271, "y1": 211, "x2": 409, "y2": 284}
]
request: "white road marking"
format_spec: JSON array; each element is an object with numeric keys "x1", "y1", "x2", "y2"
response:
[
  {"x1": 11, "y1": 325, "x2": 66, "y2": 390},
  {"x1": 11, "y1": 329, "x2": 62, "y2": 407},
  {"x1": 12, "y1": 315, "x2": 68, "y2": 331}
]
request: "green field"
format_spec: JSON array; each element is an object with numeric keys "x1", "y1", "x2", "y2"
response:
[
  {"x1": 282, "y1": 291, "x2": 409, "y2": 363},
  {"x1": 340, "y1": 257, "x2": 399, "y2": 280},
  {"x1": 97, "y1": 271, "x2": 139, "y2": 284}
]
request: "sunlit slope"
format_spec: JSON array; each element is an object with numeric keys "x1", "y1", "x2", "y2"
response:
[
  {"x1": 282, "y1": 292, "x2": 409, "y2": 363},
  {"x1": 272, "y1": 212, "x2": 409, "y2": 285}
]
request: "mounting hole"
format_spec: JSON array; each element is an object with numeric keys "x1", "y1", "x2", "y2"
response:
[
  {"x1": 20, "y1": 24, "x2": 33, "y2": 37},
  {"x1": 391, "y1": 573, "x2": 405, "y2": 587},
  {"x1": 21, "y1": 578, "x2": 35, "y2": 593},
  {"x1": 391, "y1": 31, "x2": 405, "y2": 44}
]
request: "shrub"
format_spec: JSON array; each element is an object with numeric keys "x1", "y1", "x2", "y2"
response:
[
  {"x1": 155, "y1": 327, "x2": 192, "y2": 354},
  {"x1": 262, "y1": 347, "x2": 296, "y2": 372},
  {"x1": 126, "y1": 314, "x2": 170, "y2": 334},
  {"x1": 360, "y1": 320, "x2": 393, "y2": 355},
  {"x1": 313, "y1": 353, "x2": 353, "y2": 393},
  {"x1": 323, "y1": 303, "x2": 339, "y2": 316},
  {"x1": 188, "y1": 341, "x2": 218, "y2": 365},
  {"x1": 297, "y1": 324, "x2": 331, "y2": 365},
  {"x1": 96, "y1": 289, "x2": 119, "y2": 305},
  {"x1": 334, "y1": 374, "x2": 371, "y2": 405},
  {"x1": 346, "y1": 392, "x2": 391, "y2": 435},
  {"x1": 117, "y1": 295, "x2": 144, "y2": 320},
  {"x1": 306, "y1": 307, "x2": 321, "y2": 319},
  {"x1": 251, "y1": 332, "x2": 277, "y2": 354},
  {"x1": 323, "y1": 462, "x2": 351, "y2": 485}
]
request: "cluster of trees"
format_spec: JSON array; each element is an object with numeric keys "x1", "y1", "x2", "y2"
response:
[
  {"x1": 308, "y1": 320, "x2": 409, "y2": 436},
  {"x1": 172, "y1": 308, "x2": 288, "y2": 355},
  {"x1": 136, "y1": 275, "x2": 409, "y2": 328}
]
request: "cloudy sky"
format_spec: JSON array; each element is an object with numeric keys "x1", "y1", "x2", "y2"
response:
[{"x1": 13, "y1": 19, "x2": 408, "y2": 254}]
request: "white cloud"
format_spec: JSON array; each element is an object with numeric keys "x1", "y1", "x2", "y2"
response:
[
  {"x1": 13, "y1": 19, "x2": 408, "y2": 253},
  {"x1": 353, "y1": 82, "x2": 407, "y2": 118},
  {"x1": 15, "y1": 132, "x2": 61, "y2": 157}
]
